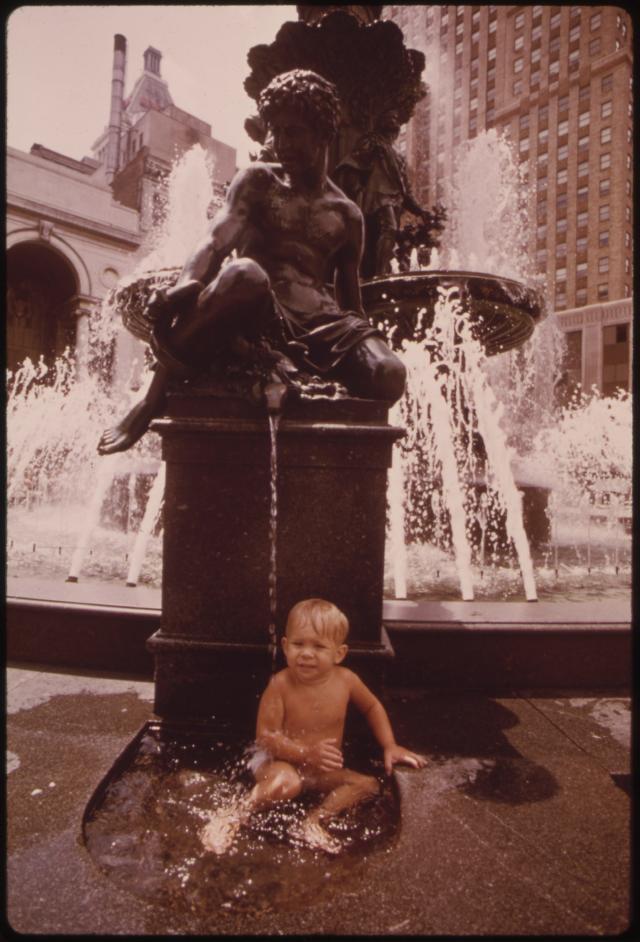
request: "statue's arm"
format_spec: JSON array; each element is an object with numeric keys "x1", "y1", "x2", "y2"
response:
[
  {"x1": 167, "y1": 166, "x2": 270, "y2": 306},
  {"x1": 334, "y1": 205, "x2": 365, "y2": 316}
]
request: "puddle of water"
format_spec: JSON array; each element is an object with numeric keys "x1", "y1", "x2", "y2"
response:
[{"x1": 83, "y1": 724, "x2": 399, "y2": 918}]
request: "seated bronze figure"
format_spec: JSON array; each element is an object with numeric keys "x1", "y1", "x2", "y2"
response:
[{"x1": 98, "y1": 69, "x2": 406, "y2": 456}]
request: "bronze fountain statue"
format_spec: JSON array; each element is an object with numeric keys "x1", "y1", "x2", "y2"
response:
[{"x1": 98, "y1": 68, "x2": 407, "y2": 456}]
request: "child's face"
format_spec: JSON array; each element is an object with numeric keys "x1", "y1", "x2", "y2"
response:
[{"x1": 282, "y1": 621, "x2": 347, "y2": 683}]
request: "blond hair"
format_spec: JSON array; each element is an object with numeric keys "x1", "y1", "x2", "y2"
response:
[{"x1": 286, "y1": 599, "x2": 349, "y2": 645}]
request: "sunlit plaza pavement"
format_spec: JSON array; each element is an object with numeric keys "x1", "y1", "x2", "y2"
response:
[{"x1": 6, "y1": 663, "x2": 631, "y2": 936}]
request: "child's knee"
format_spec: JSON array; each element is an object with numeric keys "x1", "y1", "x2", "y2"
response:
[{"x1": 268, "y1": 765, "x2": 303, "y2": 801}]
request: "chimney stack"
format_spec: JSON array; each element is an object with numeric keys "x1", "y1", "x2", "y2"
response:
[{"x1": 105, "y1": 34, "x2": 127, "y2": 184}]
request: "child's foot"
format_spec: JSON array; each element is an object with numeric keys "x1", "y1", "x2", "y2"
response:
[
  {"x1": 200, "y1": 807, "x2": 242, "y2": 855},
  {"x1": 294, "y1": 818, "x2": 342, "y2": 855}
]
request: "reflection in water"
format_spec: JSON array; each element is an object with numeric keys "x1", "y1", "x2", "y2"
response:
[{"x1": 83, "y1": 724, "x2": 399, "y2": 918}]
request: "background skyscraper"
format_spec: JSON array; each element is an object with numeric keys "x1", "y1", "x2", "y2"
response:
[{"x1": 385, "y1": 4, "x2": 633, "y2": 397}]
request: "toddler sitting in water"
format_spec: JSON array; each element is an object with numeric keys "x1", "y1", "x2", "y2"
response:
[{"x1": 201, "y1": 598, "x2": 426, "y2": 855}]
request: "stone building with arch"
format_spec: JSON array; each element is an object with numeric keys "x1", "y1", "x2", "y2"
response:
[{"x1": 6, "y1": 36, "x2": 236, "y2": 380}]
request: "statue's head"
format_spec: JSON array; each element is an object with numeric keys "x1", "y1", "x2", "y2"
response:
[{"x1": 258, "y1": 69, "x2": 341, "y2": 142}]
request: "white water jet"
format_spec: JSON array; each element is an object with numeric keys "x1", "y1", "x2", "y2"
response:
[
  {"x1": 126, "y1": 462, "x2": 166, "y2": 587},
  {"x1": 387, "y1": 402, "x2": 408, "y2": 600},
  {"x1": 67, "y1": 454, "x2": 122, "y2": 581},
  {"x1": 439, "y1": 128, "x2": 533, "y2": 283}
]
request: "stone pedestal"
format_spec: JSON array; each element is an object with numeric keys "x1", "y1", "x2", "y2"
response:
[{"x1": 147, "y1": 386, "x2": 402, "y2": 732}]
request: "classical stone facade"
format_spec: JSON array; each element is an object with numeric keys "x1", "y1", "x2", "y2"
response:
[
  {"x1": 7, "y1": 145, "x2": 141, "y2": 375},
  {"x1": 6, "y1": 37, "x2": 236, "y2": 379}
]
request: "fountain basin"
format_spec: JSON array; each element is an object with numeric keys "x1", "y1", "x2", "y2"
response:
[{"x1": 361, "y1": 270, "x2": 545, "y2": 355}]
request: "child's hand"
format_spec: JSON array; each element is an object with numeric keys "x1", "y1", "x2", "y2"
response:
[
  {"x1": 304, "y1": 738, "x2": 344, "y2": 772},
  {"x1": 384, "y1": 744, "x2": 427, "y2": 776}
]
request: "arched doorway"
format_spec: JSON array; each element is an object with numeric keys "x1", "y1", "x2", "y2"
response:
[{"x1": 7, "y1": 242, "x2": 78, "y2": 373}]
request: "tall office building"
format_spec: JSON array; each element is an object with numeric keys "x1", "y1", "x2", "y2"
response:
[{"x1": 386, "y1": 5, "x2": 633, "y2": 397}]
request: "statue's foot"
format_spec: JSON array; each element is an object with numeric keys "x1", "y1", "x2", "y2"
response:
[{"x1": 97, "y1": 399, "x2": 155, "y2": 455}]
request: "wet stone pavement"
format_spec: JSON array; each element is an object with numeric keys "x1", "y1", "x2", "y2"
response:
[{"x1": 5, "y1": 666, "x2": 632, "y2": 936}]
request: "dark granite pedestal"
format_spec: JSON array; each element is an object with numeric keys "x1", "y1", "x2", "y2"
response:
[{"x1": 147, "y1": 386, "x2": 402, "y2": 733}]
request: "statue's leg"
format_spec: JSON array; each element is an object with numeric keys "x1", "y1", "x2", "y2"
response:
[
  {"x1": 332, "y1": 335, "x2": 406, "y2": 404},
  {"x1": 170, "y1": 258, "x2": 272, "y2": 364}
]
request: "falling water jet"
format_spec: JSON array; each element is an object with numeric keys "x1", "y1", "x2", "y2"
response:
[
  {"x1": 66, "y1": 453, "x2": 121, "y2": 582},
  {"x1": 387, "y1": 402, "x2": 408, "y2": 600},
  {"x1": 126, "y1": 462, "x2": 166, "y2": 587}
]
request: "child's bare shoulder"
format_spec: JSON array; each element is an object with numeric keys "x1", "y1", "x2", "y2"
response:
[{"x1": 335, "y1": 666, "x2": 362, "y2": 688}]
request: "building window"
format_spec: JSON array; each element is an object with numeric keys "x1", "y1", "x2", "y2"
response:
[
  {"x1": 519, "y1": 136, "x2": 530, "y2": 153},
  {"x1": 550, "y1": 11, "x2": 561, "y2": 29},
  {"x1": 514, "y1": 35, "x2": 524, "y2": 51},
  {"x1": 538, "y1": 177, "x2": 548, "y2": 192},
  {"x1": 602, "y1": 323, "x2": 629, "y2": 395},
  {"x1": 569, "y1": 49, "x2": 580, "y2": 70},
  {"x1": 549, "y1": 60, "x2": 560, "y2": 77},
  {"x1": 515, "y1": 11, "x2": 525, "y2": 30},
  {"x1": 576, "y1": 288, "x2": 588, "y2": 305},
  {"x1": 557, "y1": 193, "x2": 568, "y2": 211},
  {"x1": 557, "y1": 168, "x2": 568, "y2": 185},
  {"x1": 601, "y1": 100, "x2": 613, "y2": 119},
  {"x1": 577, "y1": 211, "x2": 588, "y2": 228},
  {"x1": 577, "y1": 184, "x2": 589, "y2": 200},
  {"x1": 578, "y1": 111, "x2": 590, "y2": 128},
  {"x1": 569, "y1": 24, "x2": 581, "y2": 42},
  {"x1": 597, "y1": 284, "x2": 608, "y2": 300},
  {"x1": 576, "y1": 261, "x2": 588, "y2": 276},
  {"x1": 598, "y1": 257, "x2": 609, "y2": 273},
  {"x1": 532, "y1": 5, "x2": 543, "y2": 20},
  {"x1": 599, "y1": 230, "x2": 609, "y2": 247},
  {"x1": 514, "y1": 57, "x2": 524, "y2": 74},
  {"x1": 599, "y1": 178, "x2": 610, "y2": 195},
  {"x1": 558, "y1": 94, "x2": 569, "y2": 113},
  {"x1": 625, "y1": 232, "x2": 631, "y2": 248},
  {"x1": 601, "y1": 73, "x2": 613, "y2": 92},
  {"x1": 558, "y1": 120, "x2": 569, "y2": 137},
  {"x1": 530, "y1": 71, "x2": 541, "y2": 88},
  {"x1": 600, "y1": 127, "x2": 612, "y2": 144},
  {"x1": 557, "y1": 217, "x2": 568, "y2": 233},
  {"x1": 576, "y1": 236, "x2": 588, "y2": 253},
  {"x1": 532, "y1": 24, "x2": 542, "y2": 42},
  {"x1": 600, "y1": 153, "x2": 611, "y2": 171},
  {"x1": 578, "y1": 159, "x2": 589, "y2": 176},
  {"x1": 590, "y1": 12, "x2": 602, "y2": 31},
  {"x1": 489, "y1": 18, "x2": 497, "y2": 33},
  {"x1": 558, "y1": 143, "x2": 569, "y2": 162},
  {"x1": 589, "y1": 38, "x2": 601, "y2": 56},
  {"x1": 599, "y1": 204, "x2": 610, "y2": 221},
  {"x1": 488, "y1": 47, "x2": 496, "y2": 61},
  {"x1": 578, "y1": 134, "x2": 590, "y2": 150},
  {"x1": 531, "y1": 47, "x2": 541, "y2": 65},
  {"x1": 537, "y1": 224, "x2": 547, "y2": 240},
  {"x1": 556, "y1": 242, "x2": 567, "y2": 257}
]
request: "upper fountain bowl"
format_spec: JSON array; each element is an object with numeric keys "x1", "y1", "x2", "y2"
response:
[{"x1": 361, "y1": 270, "x2": 546, "y2": 356}]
